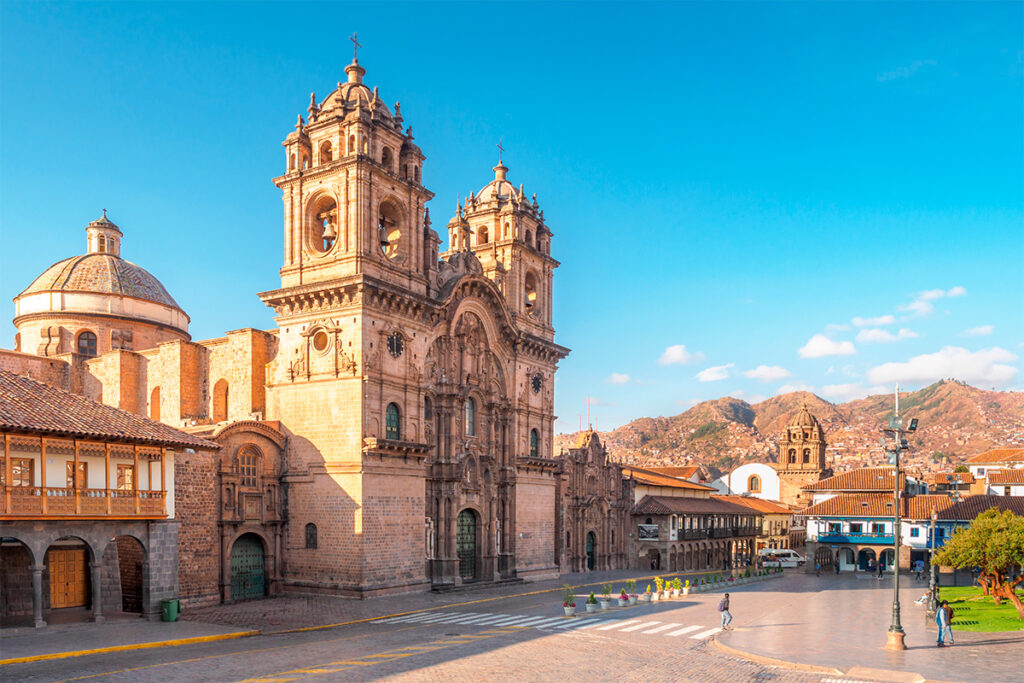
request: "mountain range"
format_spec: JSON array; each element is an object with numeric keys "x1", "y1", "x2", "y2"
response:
[{"x1": 554, "y1": 381, "x2": 1024, "y2": 473}]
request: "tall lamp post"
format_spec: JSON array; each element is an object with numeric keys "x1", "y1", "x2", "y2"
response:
[
  {"x1": 927, "y1": 508, "x2": 938, "y2": 617},
  {"x1": 882, "y1": 385, "x2": 919, "y2": 651}
]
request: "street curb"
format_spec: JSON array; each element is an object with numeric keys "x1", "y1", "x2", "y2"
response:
[
  {"x1": 712, "y1": 637, "x2": 844, "y2": 675},
  {"x1": 0, "y1": 630, "x2": 260, "y2": 666}
]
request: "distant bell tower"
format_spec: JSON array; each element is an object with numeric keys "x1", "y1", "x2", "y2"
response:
[
  {"x1": 774, "y1": 402, "x2": 830, "y2": 507},
  {"x1": 444, "y1": 152, "x2": 557, "y2": 340},
  {"x1": 273, "y1": 51, "x2": 434, "y2": 294}
]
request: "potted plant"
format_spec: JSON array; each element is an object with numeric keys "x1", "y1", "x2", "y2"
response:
[
  {"x1": 562, "y1": 584, "x2": 576, "y2": 616},
  {"x1": 626, "y1": 579, "x2": 638, "y2": 605},
  {"x1": 683, "y1": 578, "x2": 690, "y2": 596},
  {"x1": 640, "y1": 585, "x2": 652, "y2": 602},
  {"x1": 671, "y1": 578, "x2": 681, "y2": 597},
  {"x1": 586, "y1": 591, "x2": 598, "y2": 612},
  {"x1": 618, "y1": 588, "x2": 629, "y2": 607},
  {"x1": 599, "y1": 583, "x2": 612, "y2": 609}
]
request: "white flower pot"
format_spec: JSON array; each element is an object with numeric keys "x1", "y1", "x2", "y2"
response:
[
  {"x1": 640, "y1": 593, "x2": 651, "y2": 602},
  {"x1": 651, "y1": 592, "x2": 660, "y2": 602},
  {"x1": 682, "y1": 586, "x2": 690, "y2": 595},
  {"x1": 564, "y1": 606, "x2": 576, "y2": 616},
  {"x1": 599, "y1": 599, "x2": 611, "y2": 610},
  {"x1": 618, "y1": 598, "x2": 629, "y2": 607},
  {"x1": 629, "y1": 596, "x2": 638, "y2": 605},
  {"x1": 671, "y1": 589, "x2": 680, "y2": 598},
  {"x1": 586, "y1": 602, "x2": 597, "y2": 612}
]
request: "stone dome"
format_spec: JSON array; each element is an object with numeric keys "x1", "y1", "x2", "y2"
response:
[
  {"x1": 789, "y1": 402, "x2": 821, "y2": 429},
  {"x1": 317, "y1": 60, "x2": 391, "y2": 118},
  {"x1": 19, "y1": 253, "x2": 182, "y2": 310}
]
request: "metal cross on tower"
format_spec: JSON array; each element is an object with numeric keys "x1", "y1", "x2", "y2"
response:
[
  {"x1": 350, "y1": 32, "x2": 362, "y2": 61},
  {"x1": 496, "y1": 139, "x2": 504, "y2": 163}
]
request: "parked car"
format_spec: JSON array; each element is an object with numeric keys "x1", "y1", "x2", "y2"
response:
[{"x1": 759, "y1": 548, "x2": 805, "y2": 567}]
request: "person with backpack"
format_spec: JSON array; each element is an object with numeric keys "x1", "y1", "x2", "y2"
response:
[
  {"x1": 936, "y1": 600, "x2": 954, "y2": 646},
  {"x1": 718, "y1": 593, "x2": 732, "y2": 629}
]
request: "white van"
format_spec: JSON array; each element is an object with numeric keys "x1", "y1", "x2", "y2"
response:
[{"x1": 759, "y1": 548, "x2": 805, "y2": 568}]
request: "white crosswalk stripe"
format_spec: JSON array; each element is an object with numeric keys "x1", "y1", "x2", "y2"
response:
[
  {"x1": 666, "y1": 625, "x2": 702, "y2": 636},
  {"x1": 597, "y1": 619, "x2": 641, "y2": 631},
  {"x1": 461, "y1": 614, "x2": 512, "y2": 625},
  {"x1": 690, "y1": 627, "x2": 722, "y2": 639},
  {"x1": 620, "y1": 621, "x2": 659, "y2": 632},
  {"x1": 531, "y1": 617, "x2": 571, "y2": 629},
  {"x1": 641, "y1": 623, "x2": 679, "y2": 634},
  {"x1": 445, "y1": 614, "x2": 490, "y2": 624}
]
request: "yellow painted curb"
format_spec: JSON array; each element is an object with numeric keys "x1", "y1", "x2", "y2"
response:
[
  {"x1": 712, "y1": 637, "x2": 843, "y2": 675},
  {"x1": 0, "y1": 629, "x2": 260, "y2": 666}
]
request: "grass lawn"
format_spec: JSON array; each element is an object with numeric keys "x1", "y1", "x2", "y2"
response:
[{"x1": 938, "y1": 586, "x2": 1024, "y2": 632}]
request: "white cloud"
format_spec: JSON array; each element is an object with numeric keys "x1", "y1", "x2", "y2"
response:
[
  {"x1": 826, "y1": 323, "x2": 852, "y2": 332},
  {"x1": 899, "y1": 286, "x2": 966, "y2": 319},
  {"x1": 744, "y1": 365, "x2": 792, "y2": 382},
  {"x1": 820, "y1": 383, "x2": 888, "y2": 401},
  {"x1": 960, "y1": 325, "x2": 994, "y2": 337},
  {"x1": 868, "y1": 346, "x2": 1018, "y2": 387},
  {"x1": 877, "y1": 59, "x2": 938, "y2": 82},
  {"x1": 799, "y1": 334, "x2": 856, "y2": 358},
  {"x1": 730, "y1": 389, "x2": 767, "y2": 403},
  {"x1": 696, "y1": 363, "x2": 734, "y2": 382},
  {"x1": 778, "y1": 382, "x2": 815, "y2": 394},
  {"x1": 852, "y1": 315, "x2": 896, "y2": 327},
  {"x1": 605, "y1": 373, "x2": 631, "y2": 385},
  {"x1": 658, "y1": 344, "x2": 705, "y2": 366},
  {"x1": 584, "y1": 396, "x2": 616, "y2": 407},
  {"x1": 856, "y1": 328, "x2": 920, "y2": 344}
]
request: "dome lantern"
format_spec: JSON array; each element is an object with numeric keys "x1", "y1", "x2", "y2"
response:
[{"x1": 86, "y1": 210, "x2": 123, "y2": 257}]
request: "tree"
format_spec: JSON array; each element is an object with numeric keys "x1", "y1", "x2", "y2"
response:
[
  {"x1": 953, "y1": 464, "x2": 969, "y2": 473},
  {"x1": 934, "y1": 508, "x2": 1024, "y2": 618}
]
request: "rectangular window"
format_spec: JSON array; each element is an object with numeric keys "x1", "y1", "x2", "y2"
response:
[
  {"x1": 910, "y1": 528, "x2": 920, "y2": 538},
  {"x1": 827, "y1": 522, "x2": 841, "y2": 533},
  {"x1": 0, "y1": 458, "x2": 34, "y2": 487},
  {"x1": 117, "y1": 464, "x2": 135, "y2": 491},
  {"x1": 937, "y1": 528, "x2": 945, "y2": 538},
  {"x1": 871, "y1": 523, "x2": 884, "y2": 534},
  {"x1": 977, "y1": 468, "x2": 985, "y2": 476},
  {"x1": 849, "y1": 522, "x2": 863, "y2": 533},
  {"x1": 65, "y1": 461, "x2": 88, "y2": 489}
]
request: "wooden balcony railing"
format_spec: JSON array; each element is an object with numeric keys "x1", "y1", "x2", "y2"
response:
[{"x1": 1, "y1": 486, "x2": 166, "y2": 518}]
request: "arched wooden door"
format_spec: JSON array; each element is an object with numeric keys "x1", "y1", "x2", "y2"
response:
[
  {"x1": 457, "y1": 510, "x2": 478, "y2": 580},
  {"x1": 230, "y1": 534, "x2": 266, "y2": 601},
  {"x1": 586, "y1": 532, "x2": 596, "y2": 570}
]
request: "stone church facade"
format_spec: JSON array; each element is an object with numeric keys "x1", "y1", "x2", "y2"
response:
[{"x1": 2, "y1": 55, "x2": 568, "y2": 605}]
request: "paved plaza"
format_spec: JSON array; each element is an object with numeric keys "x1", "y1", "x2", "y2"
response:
[{"x1": 1, "y1": 569, "x2": 1021, "y2": 682}]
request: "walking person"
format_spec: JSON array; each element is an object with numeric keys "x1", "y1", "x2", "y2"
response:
[
  {"x1": 815, "y1": 561, "x2": 821, "y2": 577},
  {"x1": 936, "y1": 600, "x2": 955, "y2": 647},
  {"x1": 718, "y1": 593, "x2": 733, "y2": 630}
]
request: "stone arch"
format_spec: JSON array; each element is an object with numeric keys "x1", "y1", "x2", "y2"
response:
[
  {"x1": 378, "y1": 196, "x2": 404, "y2": 261},
  {"x1": 523, "y1": 269, "x2": 540, "y2": 317},
  {"x1": 44, "y1": 535, "x2": 96, "y2": 612},
  {"x1": 456, "y1": 507, "x2": 481, "y2": 581},
  {"x1": 212, "y1": 378, "x2": 229, "y2": 423},
  {"x1": 228, "y1": 532, "x2": 269, "y2": 601},
  {"x1": 108, "y1": 535, "x2": 146, "y2": 613},
  {"x1": 149, "y1": 386, "x2": 161, "y2": 421},
  {"x1": 0, "y1": 537, "x2": 36, "y2": 621},
  {"x1": 304, "y1": 190, "x2": 340, "y2": 255},
  {"x1": 319, "y1": 140, "x2": 333, "y2": 164}
]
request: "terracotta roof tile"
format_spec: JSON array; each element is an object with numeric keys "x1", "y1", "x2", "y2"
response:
[
  {"x1": 0, "y1": 369, "x2": 219, "y2": 450},
  {"x1": 622, "y1": 465, "x2": 715, "y2": 491},
  {"x1": 802, "y1": 467, "x2": 903, "y2": 491},
  {"x1": 924, "y1": 471, "x2": 975, "y2": 485},
  {"x1": 966, "y1": 448, "x2": 1024, "y2": 465},
  {"x1": 798, "y1": 493, "x2": 1024, "y2": 520},
  {"x1": 632, "y1": 494, "x2": 762, "y2": 516},
  {"x1": 647, "y1": 466, "x2": 700, "y2": 478},
  {"x1": 714, "y1": 495, "x2": 796, "y2": 514},
  {"x1": 987, "y1": 469, "x2": 1024, "y2": 485}
]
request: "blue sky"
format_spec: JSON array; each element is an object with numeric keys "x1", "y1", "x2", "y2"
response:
[{"x1": 1, "y1": 2, "x2": 1021, "y2": 433}]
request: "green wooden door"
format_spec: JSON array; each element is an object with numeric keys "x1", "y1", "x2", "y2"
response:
[
  {"x1": 586, "y1": 532, "x2": 596, "y2": 570},
  {"x1": 457, "y1": 510, "x2": 477, "y2": 580},
  {"x1": 230, "y1": 534, "x2": 266, "y2": 601}
]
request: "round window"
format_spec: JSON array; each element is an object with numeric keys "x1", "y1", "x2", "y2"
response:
[{"x1": 312, "y1": 330, "x2": 329, "y2": 352}]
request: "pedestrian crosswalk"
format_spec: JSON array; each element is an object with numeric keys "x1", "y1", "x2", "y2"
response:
[{"x1": 373, "y1": 611, "x2": 722, "y2": 640}]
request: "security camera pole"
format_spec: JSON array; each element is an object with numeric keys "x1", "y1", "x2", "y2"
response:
[{"x1": 882, "y1": 385, "x2": 918, "y2": 651}]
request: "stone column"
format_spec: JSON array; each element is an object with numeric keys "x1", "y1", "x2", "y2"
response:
[
  {"x1": 90, "y1": 561, "x2": 105, "y2": 623},
  {"x1": 31, "y1": 564, "x2": 47, "y2": 628}
]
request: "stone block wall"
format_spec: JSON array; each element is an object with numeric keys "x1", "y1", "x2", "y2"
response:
[
  {"x1": 173, "y1": 448, "x2": 221, "y2": 607},
  {"x1": 360, "y1": 460, "x2": 428, "y2": 594},
  {"x1": 514, "y1": 470, "x2": 558, "y2": 579},
  {"x1": 0, "y1": 542, "x2": 33, "y2": 616}
]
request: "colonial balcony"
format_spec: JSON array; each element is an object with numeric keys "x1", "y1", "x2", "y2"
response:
[
  {"x1": 733, "y1": 526, "x2": 759, "y2": 537},
  {"x1": 816, "y1": 532, "x2": 894, "y2": 545},
  {"x1": 2, "y1": 486, "x2": 166, "y2": 519},
  {"x1": 680, "y1": 529, "x2": 708, "y2": 540}
]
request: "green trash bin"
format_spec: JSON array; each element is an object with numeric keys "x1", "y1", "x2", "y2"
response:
[{"x1": 161, "y1": 598, "x2": 181, "y2": 622}]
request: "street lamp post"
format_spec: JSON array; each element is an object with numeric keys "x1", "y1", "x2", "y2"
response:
[
  {"x1": 883, "y1": 385, "x2": 918, "y2": 651},
  {"x1": 927, "y1": 509, "x2": 938, "y2": 617}
]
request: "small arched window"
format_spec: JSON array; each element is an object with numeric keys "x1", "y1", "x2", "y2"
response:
[
  {"x1": 748, "y1": 474, "x2": 761, "y2": 493},
  {"x1": 414, "y1": 166, "x2": 421, "y2": 183},
  {"x1": 525, "y1": 230, "x2": 533, "y2": 247},
  {"x1": 803, "y1": 448, "x2": 811, "y2": 463},
  {"x1": 382, "y1": 146, "x2": 394, "y2": 172},
  {"x1": 788, "y1": 448, "x2": 797, "y2": 464},
  {"x1": 213, "y1": 379, "x2": 229, "y2": 422},
  {"x1": 478, "y1": 225, "x2": 489, "y2": 245},
  {"x1": 424, "y1": 395, "x2": 433, "y2": 421},
  {"x1": 385, "y1": 403, "x2": 401, "y2": 440},
  {"x1": 645, "y1": 517, "x2": 653, "y2": 525},
  {"x1": 319, "y1": 140, "x2": 333, "y2": 164},
  {"x1": 150, "y1": 386, "x2": 161, "y2": 421},
  {"x1": 530, "y1": 428, "x2": 539, "y2": 457},
  {"x1": 504, "y1": 222, "x2": 511, "y2": 239},
  {"x1": 305, "y1": 523, "x2": 318, "y2": 549},
  {"x1": 77, "y1": 331, "x2": 97, "y2": 357},
  {"x1": 464, "y1": 398, "x2": 476, "y2": 436},
  {"x1": 347, "y1": 135, "x2": 355, "y2": 154},
  {"x1": 98, "y1": 235, "x2": 106, "y2": 253},
  {"x1": 289, "y1": 153, "x2": 297, "y2": 171}
]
